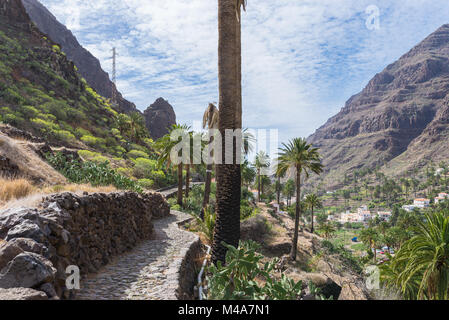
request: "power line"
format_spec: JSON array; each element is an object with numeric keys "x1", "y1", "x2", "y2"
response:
[{"x1": 111, "y1": 47, "x2": 118, "y2": 106}]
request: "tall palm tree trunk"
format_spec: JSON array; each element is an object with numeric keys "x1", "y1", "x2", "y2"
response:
[
  {"x1": 212, "y1": 0, "x2": 241, "y2": 265},
  {"x1": 201, "y1": 164, "x2": 213, "y2": 219},
  {"x1": 277, "y1": 176, "x2": 281, "y2": 204},
  {"x1": 177, "y1": 163, "x2": 183, "y2": 207},
  {"x1": 257, "y1": 169, "x2": 261, "y2": 202},
  {"x1": 185, "y1": 164, "x2": 190, "y2": 198},
  {"x1": 311, "y1": 205, "x2": 315, "y2": 234},
  {"x1": 291, "y1": 168, "x2": 301, "y2": 261}
]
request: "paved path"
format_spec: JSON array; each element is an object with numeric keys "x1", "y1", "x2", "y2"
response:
[
  {"x1": 159, "y1": 182, "x2": 204, "y2": 198},
  {"x1": 76, "y1": 211, "x2": 198, "y2": 300}
]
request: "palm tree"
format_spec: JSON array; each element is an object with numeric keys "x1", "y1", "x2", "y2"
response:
[
  {"x1": 276, "y1": 138, "x2": 323, "y2": 261},
  {"x1": 241, "y1": 159, "x2": 256, "y2": 188},
  {"x1": 155, "y1": 124, "x2": 190, "y2": 207},
  {"x1": 275, "y1": 171, "x2": 285, "y2": 205},
  {"x1": 254, "y1": 151, "x2": 270, "y2": 203},
  {"x1": 211, "y1": 0, "x2": 245, "y2": 264},
  {"x1": 283, "y1": 179, "x2": 295, "y2": 206},
  {"x1": 381, "y1": 211, "x2": 449, "y2": 300},
  {"x1": 202, "y1": 103, "x2": 219, "y2": 217},
  {"x1": 115, "y1": 113, "x2": 131, "y2": 136},
  {"x1": 318, "y1": 222, "x2": 336, "y2": 239},
  {"x1": 359, "y1": 227, "x2": 380, "y2": 263},
  {"x1": 305, "y1": 194, "x2": 322, "y2": 234},
  {"x1": 129, "y1": 112, "x2": 148, "y2": 143}
]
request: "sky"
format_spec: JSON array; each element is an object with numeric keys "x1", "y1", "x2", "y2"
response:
[{"x1": 40, "y1": 0, "x2": 449, "y2": 145}]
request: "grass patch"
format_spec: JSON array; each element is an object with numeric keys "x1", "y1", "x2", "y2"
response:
[{"x1": 0, "y1": 177, "x2": 34, "y2": 201}]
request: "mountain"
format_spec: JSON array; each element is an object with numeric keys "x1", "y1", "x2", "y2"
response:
[
  {"x1": 308, "y1": 24, "x2": 449, "y2": 188},
  {"x1": 21, "y1": 0, "x2": 137, "y2": 114},
  {"x1": 0, "y1": 0, "x2": 133, "y2": 155},
  {"x1": 144, "y1": 98, "x2": 176, "y2": 140},
  {"x1": 20, "y1": 0, "x2": 176, "y2": 139}
]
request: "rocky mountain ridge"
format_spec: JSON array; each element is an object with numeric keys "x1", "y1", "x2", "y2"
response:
[
  {"x1": 307, "y1": 24, "x2": 449, "y2": 187},
  {"x1": 21, "y1": 0, "x2": 176, "y2": 139}
]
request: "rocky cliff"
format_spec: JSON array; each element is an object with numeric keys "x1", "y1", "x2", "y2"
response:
[
  {"x1": 144, "y1": 98, "x2": 176, "y2": 140},
  {"x1": 308, "y1": 24, "x2": 449, "y2": 186},
  {"x1": 21, "y1": 0, "x2": 138, "y2": 114}
]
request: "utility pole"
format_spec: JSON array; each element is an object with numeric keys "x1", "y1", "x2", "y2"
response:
[{"x1": 111, "y1": 47, "x2": 117, "y2": 106}]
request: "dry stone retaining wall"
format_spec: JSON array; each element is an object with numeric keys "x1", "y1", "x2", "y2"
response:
[{"x1": 0, "y1": 191, "x2": 169, "y2": 300}]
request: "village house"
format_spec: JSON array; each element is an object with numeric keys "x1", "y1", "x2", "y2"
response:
[
  {"x1": 413, "y1": 198, "x2": 430, "y2": 208},
  {"x1": 377, "y1": 211, "x2": 392, "y2": 221},
  {"x1": 434, "y1": 192, "x2": 449, "y2": 204}
]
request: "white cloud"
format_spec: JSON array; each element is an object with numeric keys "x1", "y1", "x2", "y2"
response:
[{"x1": 40, "y1": 0, "x2": 449, "y2": 143}]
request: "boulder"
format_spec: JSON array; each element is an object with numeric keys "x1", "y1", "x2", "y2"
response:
[
  {"x1": 0, "y1": 241, "x2": 24, "y2": 271},
  {"x1": 0, "y1": 252, "x2": 56, "y2": 289},
  {"x1": 0, "y1": 287, "x2": 48, "y2": 300},
  {"x1": 39, "y1": 283, "x2": 57, "y2": 298},
  {"x1": 0, "y1": 207, "x2": 42, "y2": 239},
  {"x1": 5, "y1": 220, "x2": 46, "y2": 243},
  {"x1": 7, "y1": 238, "x2": 48, "y2": 257}
]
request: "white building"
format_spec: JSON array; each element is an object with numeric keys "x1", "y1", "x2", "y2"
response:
[
  {"x1": 403, "y1": 205, "x2": 419, "y2": 212},
  {"x1": 435, "y1": 193, "x2": 449, "y2": 204},
  {"x1": 413, "y1": 198, "x2": 430, "y2": 208},
  {"x1": 377, "y1": 211, "x2": 392, "y2": 221}
]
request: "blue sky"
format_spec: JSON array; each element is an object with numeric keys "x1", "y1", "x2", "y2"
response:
[{"x1": 40, "y1": 0, "x2": 449, "y2": 144}]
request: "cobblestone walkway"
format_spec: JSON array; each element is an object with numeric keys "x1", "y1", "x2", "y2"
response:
[{"x1": 76, "y1": 211, "x2": 197, "y2": 300}]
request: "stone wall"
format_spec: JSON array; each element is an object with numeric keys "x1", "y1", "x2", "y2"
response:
[
  {"x1": 176, "y1": 239, "x2": 203, "y2": 300},
  {"x1": 0, "y1": 191, "x2": 169, "y2": 299}
]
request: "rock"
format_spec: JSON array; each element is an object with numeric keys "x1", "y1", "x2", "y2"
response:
[
  {"x1": 0, "y1": 207, "x2": 41, "y2": 239},
  {"x1": 0, "y1": 241, "x2": 24, "y2": 271},
  {"x1": 7, "y1": 238, "x2": 48, "y2": 257},
  {"x1": 0, "y1": 287, "x2": 48, "y2": 300},
  {"x1": 39, "y1": 283, "x2": 57, "y2": 298},
  {"x1": 144, "y1": 98, "x2": 176, "y2": 140},
  {"x1": 5, "y1": 220, "x2": 46, "y2": 243},
  {"x1": 265, "y1": 241, "x2": 292, "y2": 255},
  {"x1": 22, "y1": 0, "x2": 138, "y2": 115},
  {"x1": 294, "y1": 273, "x2": 342, "y2": 300},
  {"x1": 0, "y1": 253, "x2": 56, "y2": 289}
]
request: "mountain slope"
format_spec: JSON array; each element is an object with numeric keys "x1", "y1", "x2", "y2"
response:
[
  {"x1": 0, "y1": 0, "x2": 134, "y2": 156},
  {"x1": 21, "y1": 0, "x2": 137, "y2": 114},
  {"x1": 308, "y1": 24, "x2": 449, "y2": 187},
  {"x1": 21, "y1": 0, "x2": 177, "y2": 139}
]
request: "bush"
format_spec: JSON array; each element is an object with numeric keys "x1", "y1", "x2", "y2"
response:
[
  {"x1": 46, "y1": 152, "x2": 142, "y2": 193},
  {"x1": 127, "y1": 149, "x2": 149, "y2": 159},
  {"x1": 138, "y1": 179, "x2": 154, "y2": 189},
  {"x1": 133, "y1": 158, "x2": 157, "y2": 179},
  {"x1": 207, "y1": 241, "x2": 304, "y2": 300}
]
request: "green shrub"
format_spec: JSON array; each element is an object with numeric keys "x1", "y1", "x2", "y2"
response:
[
  {"x1": 138, "y1": 179, "x2": 154, "y2": 189},
  {"x1": 127, "y1": 149, "x2": 149, "y2": 159},
  {"x1": 133, "y1": 158, "x2": 157, "y2": 178},
  {"x1": 207, "y1": 241, "x2": 304, "y2": 300},
  {"x1": 46, "y1": 152, "x2": 142, "y2": 193},
  {"x1": 53, "y1": 130, "x2": 76, "y2": 143}
]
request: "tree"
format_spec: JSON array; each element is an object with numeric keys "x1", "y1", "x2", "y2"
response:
[
  {"x1": 128, "y1": 112, "x2": 148, "y2": 143},
  {"x1": 211, "y1": 0, "x2": 245, "y2": 264},
  {"x1": 283, "y1": 179, "x2": 295, "y2": 206},
  {"x1": 318, "y1": 222, "x2": 336, "y2": 239},
  {"x1": 276, "y1": 138, "x2": 323, "y2": 261},
  {"x1": 275, "y1": 171, "x2": 285, "y2": 204},
  {"x1": 359, "y1": 228, "x2": 380, "y2": 263},
  {"x1": 241, "y1": 159, "x2": 256, "y2": 188},
  {"x1": 305, "y1": 194, "x2": 322, "y2": 234},
  {"x1": 380, "y1": 210, "x2": 449, "y2": 300},
  {"x1": 254, "y1": 151, "x2": 270, "y2": 202},
  {"x1": 202, "y1": 103, "x2": 219, "y2": 217},
  {"x1": 155, "y1": 124, "x2": 190, "y2": 207}
]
